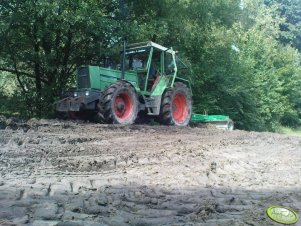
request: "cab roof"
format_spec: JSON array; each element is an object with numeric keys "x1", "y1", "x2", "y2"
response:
[{"x1": 126, "y1": 41, "x2": 175, "y2": 54}]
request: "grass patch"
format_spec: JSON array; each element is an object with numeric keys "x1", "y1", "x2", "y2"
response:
[{"x1": 276, "y1": 126, "x2": 301, "y2": 136}]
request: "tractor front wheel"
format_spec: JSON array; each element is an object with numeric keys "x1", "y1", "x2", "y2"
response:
[
  {"x1": 160, "y1": 82, "x2": 192, "y2": 126},
  {"x1": 102, "y1": 81, "x2": 138, "y2": 125}
]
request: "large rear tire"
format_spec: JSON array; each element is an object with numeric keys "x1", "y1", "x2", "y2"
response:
[
  {"x1": 102, "y1": 81, "x2": 138, "y2": 125},
  {"x1": 159, "y1": 82, "x2": 192, "y2": 126}
]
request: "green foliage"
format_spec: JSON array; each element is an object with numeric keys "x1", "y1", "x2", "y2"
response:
[
  {"x1": 0, "y1": 0, "x2": 301, "y2": 131},
  {"x1": 0, "y1": 72, "x2": 31, "y2": 118},
  {"x1": 265, "y1": 0, "x2": 301, "y2": 51},
  {"x1": 0, "y1": 72, "x2": 16, "y2": 96},
  {"x1": 0, "y1": 0, "x2": 121, "y2": 117}
]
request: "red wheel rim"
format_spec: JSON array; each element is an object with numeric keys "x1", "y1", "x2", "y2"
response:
[
  {"x1": 114, "y1": 92, "x2": 133, "y2": 121},
  {"x1": 172, "y1": 93, "x2": 188, "y2": 124}
]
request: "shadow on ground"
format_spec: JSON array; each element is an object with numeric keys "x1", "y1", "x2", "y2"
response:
[{"x1": 0, "y1": 182, "x2": 300, "y2": 226}]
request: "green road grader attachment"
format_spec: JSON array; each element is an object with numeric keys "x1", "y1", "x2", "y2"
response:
[{"x1": 191, "y1": 114, "x2": 234, "y2": 130}]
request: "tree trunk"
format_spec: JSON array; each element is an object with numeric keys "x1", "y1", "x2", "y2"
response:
[{"x1": 34, "y1": 43, "x2": 42, "y2": 117}]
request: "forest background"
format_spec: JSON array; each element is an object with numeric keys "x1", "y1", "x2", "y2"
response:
[{"x1": 1, "y1": 0, "x2": 301, "y2": 131}]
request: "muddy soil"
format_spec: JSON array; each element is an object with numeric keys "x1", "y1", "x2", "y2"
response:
[{"x1": 0, "y1": 117, "x2": 300, "y2": 226}]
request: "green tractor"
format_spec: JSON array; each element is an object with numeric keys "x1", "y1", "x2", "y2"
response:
[{"x1": 56, "y1": 41, "x2": 193, "y2": 126}]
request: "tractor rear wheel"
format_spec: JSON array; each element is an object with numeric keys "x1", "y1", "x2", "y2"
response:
[
  {"x1": 160, "y1": 82, "x2": 192, "y2": 126},
  {"x1": 102, "y1": 81, "x2": 138, "y2": 125}
]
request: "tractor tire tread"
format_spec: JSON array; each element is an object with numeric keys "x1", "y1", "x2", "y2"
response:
[
  {"x1": 100, "y1": 81, "x2": 138, "y2": 124},
  {"x1": 159, "y1": 82, "x2": 192, "y2": 126}
]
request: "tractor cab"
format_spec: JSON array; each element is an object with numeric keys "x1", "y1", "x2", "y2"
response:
[{"x1": 124, "y1": 42, "x2": 177, "y2": 94}]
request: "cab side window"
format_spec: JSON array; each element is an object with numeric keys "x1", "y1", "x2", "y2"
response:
[{"x1": 165, "y1": 52, "x2": 174, "y2": 75}]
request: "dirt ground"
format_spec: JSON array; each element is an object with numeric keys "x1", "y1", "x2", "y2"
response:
[{"x1": 0, "y1": 117, "x2": 300, "y2": 226}]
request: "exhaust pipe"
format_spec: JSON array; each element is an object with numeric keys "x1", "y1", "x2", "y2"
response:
[{"x1": 121, "y1": 38, "x2": 127, "y2": 80}]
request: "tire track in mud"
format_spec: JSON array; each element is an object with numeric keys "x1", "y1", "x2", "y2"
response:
[{"x1": 0, "y1": 118, "x2": 301, "y2": 225}]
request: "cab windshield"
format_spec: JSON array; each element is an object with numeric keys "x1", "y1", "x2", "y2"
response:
[{"x1": 125, "y1": 48, "x2": 150, "y2": 71}]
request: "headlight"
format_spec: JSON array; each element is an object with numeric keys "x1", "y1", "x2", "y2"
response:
[
  {"x1": 74, "y1": 92, "x2": 78, "y2": 97},
  {"x1": 85, "y1": 91, "x2": 89, "y2": 96}
]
